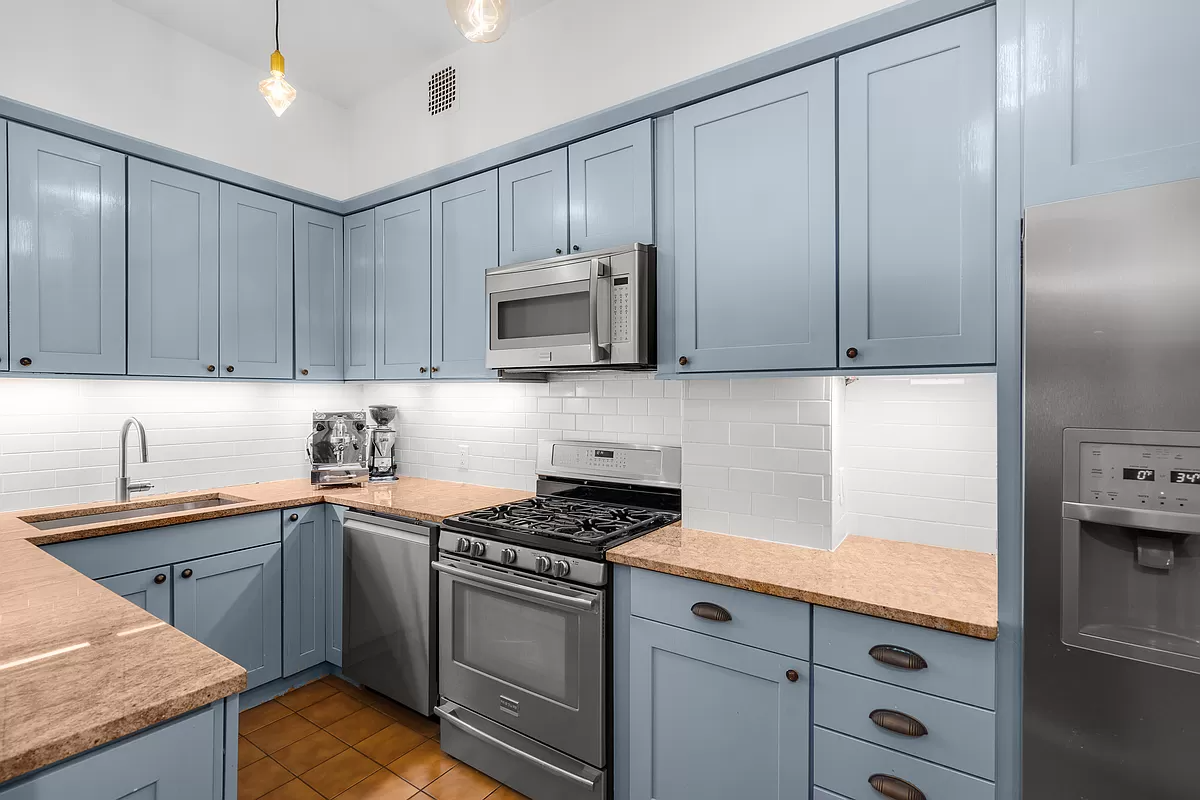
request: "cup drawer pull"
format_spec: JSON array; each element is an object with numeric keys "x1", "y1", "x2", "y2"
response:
[
  {"x1": 869, "y1": 709, "x2": 928, "y2": 737},
  {"x1": 869, "y1": 644, "x2": 928, "y2": 671},
  {"x1": 691, "y1": 602, "x2": 732, "y2": 622},
  {"x1": 869, "y1": 774, "x2": 926, "y2": 800}
]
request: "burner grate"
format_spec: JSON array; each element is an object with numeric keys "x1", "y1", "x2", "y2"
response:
[{"x1": 455, "y1": 497, "x2": 676, "y2": 544}]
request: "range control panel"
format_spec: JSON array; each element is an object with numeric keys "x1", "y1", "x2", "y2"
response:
[{"x1": 1079, "y1": 442, "x2": 1200, "y2": 511}]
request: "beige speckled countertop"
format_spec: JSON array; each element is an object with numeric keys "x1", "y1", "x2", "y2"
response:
[
  {"x1": 0, "y1": 477, "x2": 532, "y2": 783},
  {"x1": 607, "y1": 527, "x2": 998, "y2": 640}
]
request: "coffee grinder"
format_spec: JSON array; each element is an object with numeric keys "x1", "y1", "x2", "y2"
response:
[{"x1": 368, "y1": 404, "x2": 399, "y2": 482}]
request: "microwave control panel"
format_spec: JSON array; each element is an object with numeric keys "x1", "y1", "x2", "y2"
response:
[
  {"x1": 1079, "y1": 441, "x2": 1200, "y2": 511},
  {"x1": 612, "y1": 276, "x2": 631, "y2": 344}
]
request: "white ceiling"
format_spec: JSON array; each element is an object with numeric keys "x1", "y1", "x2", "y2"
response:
[{"x1": 114, "y1": 0, "x2": 554, "y2": 107}]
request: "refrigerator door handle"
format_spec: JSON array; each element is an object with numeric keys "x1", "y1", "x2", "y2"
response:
[{"x1": 1062, "y1": 501, "x2": 1200, "y2": 535}]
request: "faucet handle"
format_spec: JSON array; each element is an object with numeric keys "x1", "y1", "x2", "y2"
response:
[{"x1": 127, "y1": 481, "x2": 154, "y2": 495}]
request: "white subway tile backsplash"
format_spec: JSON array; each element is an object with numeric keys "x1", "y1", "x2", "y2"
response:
[{"x1": 728, "y1": 422, "x2": 772, "y2": 447}]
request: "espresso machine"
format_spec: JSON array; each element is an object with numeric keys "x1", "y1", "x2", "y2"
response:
[
  {"x1": 368, "y1": 404, "x2": 399, "y2": 482},
  {"x1": 309, "y1": 411, "x2": 369, "y2": 487}
]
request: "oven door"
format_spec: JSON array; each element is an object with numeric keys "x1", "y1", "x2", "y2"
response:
[
  {"x1": 433, "y1": 554, "x2": 605, "y2": 767},
  {"x1": 486, "y1": 257, "x2": 611, "y2": 369}
]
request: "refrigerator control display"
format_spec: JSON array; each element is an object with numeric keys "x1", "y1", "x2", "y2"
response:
[
  {"x1": 1172, "y1": 470, "x2": 1200, "y2": 484},
  {"x1": 1123, "y1": 468, "x2": 1156, "y2": 481}
]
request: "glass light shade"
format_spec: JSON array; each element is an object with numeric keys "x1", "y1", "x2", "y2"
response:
[
  {"x1": 259, "y1": 50, "x2": 296, "y2": 117},
  {"x1": 446, "y1": 0, "x2": 510, "y2": 43}
]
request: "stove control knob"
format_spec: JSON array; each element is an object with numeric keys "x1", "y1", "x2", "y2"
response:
[
  {"x1": 534, "y1": 556, "x2": 553, "y2": 574},
  {"x1": 471, "y1": 540, "x2": 487, "y2": 557},
  {"x1": 456, "y1": 537, "x2": 472, "y2": 553},
  {"x1": 500, "y1": 548, "x2": 518, "y2": 565},
  {"x1": 553, "y1": 560, "x2": 571, "y2": 578}
]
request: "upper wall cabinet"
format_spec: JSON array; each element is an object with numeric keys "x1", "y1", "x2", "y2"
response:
[
  {"x1": 127, "y1": 160, "x2": 220, "y2": 378},
  {"x1": 432, "y1": 171, "x2": 499, "y2": 379},
  {"x1": 295, "y1": 206, "x2": 344, "y2": 381},
  {"x1": 837, "y1": 8, "x2": 996, "y2": 369},
  {"x1": 1025, "y1": 0, "x2": 1200, "y2": 205},
  {"x1": 375, "y1": 193, "x2": 432, "y2": 379},
  {"x1": 0, "y1": 122, "x2": 7, "y2": 373},
  {"x1": 499, "y1": 149, "x2": 568, "y2": 265},
  {"x1": 219, "y1": 185, "x2": 294, "y2": 379},
  {"x1": 673, "y1": 62, "x2": 837, "y2": 373},
  {"x1": 568, "y1": 119, "x2": 654, "y2": 253},
  {"x1": 7, "y1": 124, "x2": 127, "y2": 375},
  {"x1": 344, "y1": 209, "x2": 376, "y2": 381}
]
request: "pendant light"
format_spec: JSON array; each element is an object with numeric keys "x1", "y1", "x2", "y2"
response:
[
  {"x1": 258, "y1": 0, "x2": 296, "y2": 116},
  {"x1": 446, "y1": 0, "x2": 510, "y2": 43}
]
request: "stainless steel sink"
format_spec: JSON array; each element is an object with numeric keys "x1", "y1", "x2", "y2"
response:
[{"x1": 27, "y1": 497, "x2": 245, "y2": 530}]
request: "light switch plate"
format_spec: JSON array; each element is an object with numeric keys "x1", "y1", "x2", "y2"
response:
[{"x1": 458, "y1": 445, "x2": 469, "y2": 470}]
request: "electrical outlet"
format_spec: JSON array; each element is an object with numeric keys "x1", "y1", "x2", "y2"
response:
[{"x1": 458, "y1": 445, "x2": 469, "y2": 470}]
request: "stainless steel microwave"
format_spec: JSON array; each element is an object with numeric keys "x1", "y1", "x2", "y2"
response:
[{"x1": 485, "y1": 243, "x2": 655, "y2": 371}]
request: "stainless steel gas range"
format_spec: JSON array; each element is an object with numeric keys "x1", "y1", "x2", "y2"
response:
[{"x1": 433, "y1": 440, "x2": 682, "y2": 800}]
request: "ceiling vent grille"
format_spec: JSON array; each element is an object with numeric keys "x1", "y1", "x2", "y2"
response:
[{"x1": 429, "y1": 66, "x2": 456, "y2": 116}]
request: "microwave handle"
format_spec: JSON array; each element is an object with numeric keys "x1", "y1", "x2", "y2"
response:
[{"x1": 589, "y1": 257, "x2": 610, "y2": 363}]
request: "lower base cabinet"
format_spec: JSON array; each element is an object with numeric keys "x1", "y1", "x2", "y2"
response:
[
  {"x1": 628, "y1": 616, "x2": 810, "y2": 799},
  {"x1": 326, "y1": 505, "x2": 345, "y2": 667},
  {"x1": 97, "y1": 566, "x2": 172, "y2": 623},
  {"x1": 283, "y1": 505, "x2": 327, "y2": 675}
]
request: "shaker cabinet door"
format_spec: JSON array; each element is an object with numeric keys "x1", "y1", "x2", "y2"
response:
[
  {"x1": 375, "y1": 193, "x2": 432, "y2": 380},
  {"x1": 568, "y1": 119, "x2": 654, "y2": 253},
  {"x1": 98, "y1": 566, "x2": 173, "y2": 624},
  {"x1": 1025, "y1": 0, "x2": 1200, "y2": 205},
  {"x1": 127, "y1": 159, "x2": 220, "y2": 378},
  {"x1": 344, "y1": 209, "x2": 376, "y2": 380},
  {"x1": 218, "y1": 185, "x2": 294, "y2": 379},
  {"x1": 174, "y1": 543, "x2": 282, "y2": 691},
  {"x1": 295, "y1": 206, "x2": 344, "y2": 380},
  {"x1": 283, "y1": 505, "x2": 327, "y2": 675},
  {"x1": 499, "y1": 149, "x2": 568, "y2": 266},
  {"x1": 326, "y1": 505, "x2": 345, "y2": 667},
  {"x1": 628, "y1": 617, "x2": 810, "y2": 800},
  {"x1": 0, "y1": 122, "x2": 6, "y2": 373},
  {"x1": 837, "y1": 8, "x2": 996, "y2": 369},
  {"x1": 432, "y1": 171, "x2": 498, "y2": 379},
  {"x1": 7, "y1": 124, "x2": 127, "y2": 375},
  {"x1": 673, "y1": 62, "x2": 837, "y2": 373}
]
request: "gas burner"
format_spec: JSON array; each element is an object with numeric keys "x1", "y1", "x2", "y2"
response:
[{"x1": 451, "y1": 496, "x2": 678, "y2": 549}]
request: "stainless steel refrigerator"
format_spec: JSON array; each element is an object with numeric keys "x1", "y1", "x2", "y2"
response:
[{"x1": 1024, "y1": 177, "x2": 1200, "y2": 799}]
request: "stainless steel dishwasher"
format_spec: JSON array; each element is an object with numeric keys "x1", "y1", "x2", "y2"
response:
[{"x1": 342, "y1": 510, "x2": 437, "y2": 716}]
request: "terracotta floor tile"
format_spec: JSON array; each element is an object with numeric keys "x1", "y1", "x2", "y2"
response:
[
  {"x1": 387, "y1": 741, "x2": 459, "y2": 789},
  {"x1": 247, "y1": 713, "x2": 322, "y2": 754},
  {"x1": 238, "y1": 757, "x2": 293, "y2": 800},
  {"x1": 239, "y1": 737, "x2": 268, "y2": 769},
  {"x1": 424, "y1": 764, "x2": 499, "y2": 800},
  {"x1": 334, "y1": 769, "x2": 422, "y2": 800},
  {"x1": 272, "y1": 730, "x2": 348, "y2": 775},
  {"x1": 323, "y1": 676, "x2": 378, "y2": 705},
  {"x1": 369, "y1": 697, "x2": 439, "y2": 738},
  {"x1": 326, "y1": 706, "x2": 394, "y2": 745},
  {"x1": 298, "y1": 747, "x2": 380, "y2": 798},
  {"x1": 298, "y1": 691, "x2": 365, "y2": 728},
  {"x1": 278, "y1": 680, "x2": 339, "y2": 712},
  {"x1": 484, "y1": 787, "x2": 529, "y2": 800},
  {"x1": 259, "y1": 778, "x2": 324, "y2": 800},
  {"x1": 355, "y1": 723, "x2": 427, "y2": 765},
  {"x1": 240, "y1": 700, "x2": 293, "y2": 735}
]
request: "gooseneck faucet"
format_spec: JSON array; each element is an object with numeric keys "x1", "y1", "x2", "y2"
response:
[{"x1": 116, "y1": 417, "x2": 154, "y2": 502}]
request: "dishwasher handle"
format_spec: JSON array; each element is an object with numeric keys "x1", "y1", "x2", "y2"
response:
[
  {"x1": 432, "y1": 559, "x2": 598, "y2": 612},
  {"x1": 344, "y1": 515, "x2": 430, "y2": 545}
]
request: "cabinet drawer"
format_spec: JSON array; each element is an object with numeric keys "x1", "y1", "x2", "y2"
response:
[
  {"x1": 813, "y1": 727, "x2": 994, "y2": 800},
  {"x1": 813, "y1": 666, "x2": 995, "y2": 779},
  {"x1": 630, "y1": 568, "x2": 809, "y2": 658},
  {"x1": 813, "y1": 606, "x2": 994, "y2": 708}
]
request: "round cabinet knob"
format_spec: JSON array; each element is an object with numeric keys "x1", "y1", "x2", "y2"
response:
[
  {"x1": 678, "y1": 356, "x2": 688, "y2": 366},
  {"x1": 534, "y1": 556, "x2": 552, "y2": 574},
  {"x1": 420, "y1": 367, "x2": 428, "y2": 374},
  {"x1": 19, "y1": 358, "x2": 32, "y2": 367},
  {"x1": 289, "y1": 513, "x2": 299, "y2": 521},
  {"x1": 845, "y1": 347, "x2": 859, "y2": 359},
  {"x1": 456, "y1": 537, "x2": 472, "y2": 553},
  {"x1": 553, "y1": 560, "x2": 571, "y2": 578},
  {"x1": 300, "y1": 369, "x2": 309, "y2": 376},
  {"x1": 572, "y1": 245, "x2": 580, "y2": 251},
  {"x1": 181, "y1": 568, "x2": 193, "y2": 579},
  {"x1": 555, "y1": 248, "x2": 562, "y2": 255},
  {"x1": 206, "y1": 365, "x2": 216, "y2": 373},
  {"x1": 471, "y1": 540, "x2": 487, "y2": 557},
  {"x1": 226, "y1": 365, "x2": 235, "y2": 373},
  {"x1": 500, "y1": 548, "x2": 518, "y2": 565},
  {"x1": 154, "y1": 574, "x2": 167, "y2": 585},
  {"x1": 785, "y1": 669, "x2": 799, "y2": 683},
  {"x1": 430, "y1": 366, "x2": 439, "y2": 373}
]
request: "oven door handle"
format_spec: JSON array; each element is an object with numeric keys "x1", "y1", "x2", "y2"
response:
[
  {"x1": 434, "y1": 703, "x2": 600, "y2": 790},
  {"x1": 589, "y1": 257, "x2": 610, "y2": 363},
  {"x1": 432, "y1": 560, "x2": 599, "y2": 612}
]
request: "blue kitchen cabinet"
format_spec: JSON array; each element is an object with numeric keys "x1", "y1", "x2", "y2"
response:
[
  {"x1": 499, "y1": 149, "x2": 568, "y2": 266},
  {"x1": 1025, "y1": 0, "x2": 1200, "y2": 205},
  {"x1": 7, "y1": 123, "x2": 126, "y2": 375},
  {"x1": 568, "y1": 119, "x2": 654, "y2": 253},
  {"x1": 127, "y1": 159, "x2": 220, "y2": 378},
  {"x1": 0, "y1": 122, "x2": 7, "y2": 372},
  {"x1": 283, "y1": 505, "x2": 327, "y2": 675},
  {"x1": 295, "y1": 206, "x2": 344, "y2": 381},
  {"x1": 628, "y1": 616, "x2": 810, "y2": 799},
  {"x1": 218, "y1": 184, "x2": 294, "y2": 379},
  {"x1": 838, "y1": 8, "x2": 996, "y2": 369},
  {"x1": 327, "y1": 505, "x2": 345, "y2": 667},
  {"x1": 343, "y1": 209, "x2": 376, "y2": 380},
  {"x1": 432, "y1": 170, "x2": 498, "y2": 379},
  {"x1": 174, "y1": 542, "x2": 282, "y2": 691},
  {"x1": 375, "y1": 193, "x2": 432, "y2": 380},
  {"x1": 98, "y1": 566, "x2": 173, "y2": 624},
  {"x1": 673, "y1": 62, "x2": 837, "y2": 373}
]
